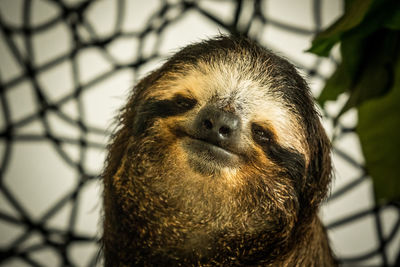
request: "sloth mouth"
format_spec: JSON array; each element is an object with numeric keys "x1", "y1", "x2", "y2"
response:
[
  {"x1": 188, "y1": 138, "x2": 237, "y2": 159},
  {"x1": 181, "y1": 136, "x2": 240, "y2": 174},
  {"x1": 172, "y1": 126, "x2": 241, "y2": 173}
]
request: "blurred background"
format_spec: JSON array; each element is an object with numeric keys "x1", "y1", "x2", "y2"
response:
[{"x1": 0, "y1": 0, "x2": 399, "y2": 266}]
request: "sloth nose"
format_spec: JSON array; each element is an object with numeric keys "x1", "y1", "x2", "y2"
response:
[{"x1": 195, "y1": 105, "x2": 240, "y2": 146}]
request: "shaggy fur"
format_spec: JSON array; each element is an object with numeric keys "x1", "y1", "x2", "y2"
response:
[{"x1": 103, "y1": 35, "x2": 337, "y2": 266}]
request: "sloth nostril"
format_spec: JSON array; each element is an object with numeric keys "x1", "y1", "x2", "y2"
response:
[
  {"x1": 203, "y1": 119, "x2": 213, "y2": 130},
  {"x1": 196, "y1": 105, "x2": 240, "y2": 144},
  {"x1": 219, "y1": 126, "x2": 231, "y2": 137}
]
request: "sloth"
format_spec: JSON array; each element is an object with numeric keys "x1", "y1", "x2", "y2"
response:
[{"x1": 102, "y1": 35, "x2": 336, "y2": 266}]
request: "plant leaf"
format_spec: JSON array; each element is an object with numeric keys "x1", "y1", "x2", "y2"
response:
[
  {"x1": 309, "y1": 0, "x2": 400, "y2": 202},
  {"x1": 384, "y1": 9, "x2": 400, "y2": 30},
  {"x1": 317, "y1": 32, "x2": 365, "y2": 105},
  {"x1": 356, "y1": 50, "x2": 400, "y2": 202},
  {"x1": 317, "y1": 63, "x2": 349, "y2": 105},
  {"x1": 307, "y1": 0, "x2": 373, "y2": 56},
  {"x1": 338, "y1": 29, "x2": 400, "y2": 116}
]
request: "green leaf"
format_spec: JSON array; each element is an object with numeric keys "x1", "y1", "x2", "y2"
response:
[
  {"x1": 308, "y1": 0, "x2": 400, "y2": 202},
  {"x1": 317, "y1": 63, "x2": 350, "y2": 105},
  {"x1": 338, "y1": 29, "x2": 400, "y2": 116},
  {"x1": 307, "y1": 0, "x2": 373, "y2": 56},
  {"x1": 356, "y1": 51, "x2": 400, "y2": 202},
  {"x1": 317, "y1": 28, "x2": 399, "y2": 107},
  {"x1": 308, "y1": 0, "x2": 400, "y2": 57},
  {"x1": 384, "y1": 8, "x2": 400, "y2": 29},
  {"x1": 317, "y1": 32, "x2": 365, "y2": 105}
]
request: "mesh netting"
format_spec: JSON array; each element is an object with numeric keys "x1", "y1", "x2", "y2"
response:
[{"x1": 0, "y1": 0, "x2": 399, "y2": 266}]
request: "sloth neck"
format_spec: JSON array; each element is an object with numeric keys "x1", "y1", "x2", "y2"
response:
[{"x1": 279, "y1": 216, "x2": 337, "y2": 267}]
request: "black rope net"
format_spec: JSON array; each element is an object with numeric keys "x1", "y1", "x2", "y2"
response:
[{"x1": 0, "y1": 0, "x2": 399, "y2": 266}]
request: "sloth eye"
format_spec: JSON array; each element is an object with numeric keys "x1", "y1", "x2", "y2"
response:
[
  {"x1": 252, "y1": 124, "x2": 273, "y2": 145},
  {"x1": 132, "y1": 95, "x2": 197, "y2": 135},
  {"x1": 174, "y1": 95, "x2": 197, "y2": 111}
]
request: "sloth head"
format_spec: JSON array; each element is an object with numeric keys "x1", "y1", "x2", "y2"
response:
[{"x1": 104, "y1": 35, "x2": 332, "y2": 263}]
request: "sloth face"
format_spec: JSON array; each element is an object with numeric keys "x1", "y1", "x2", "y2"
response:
[
  {"x1": 105, "y1": 36, "x2": 331, "y2": 262},
  {"x1": 134, "y1": 60, "x2": 308, "y2": 177}
]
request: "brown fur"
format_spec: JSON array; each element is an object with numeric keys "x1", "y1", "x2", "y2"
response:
[{"x1": 103, "y1": 35, "x2": 337, "y2": 266}]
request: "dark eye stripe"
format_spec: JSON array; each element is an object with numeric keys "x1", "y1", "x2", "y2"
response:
[
  {"x1": 175, "y1": 94, "x2": 197, "y2": 110},
  {"x1": 252, "y1": 123, "x2": 274, "y2": 144},
  {"x1": 132, "y1": 95, "x2": 197, "y2": 135},
  {"x1": 251, "y1": 123, "x2": 305, "y2": 183}
]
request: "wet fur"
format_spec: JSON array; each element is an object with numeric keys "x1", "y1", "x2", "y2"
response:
[{"x1": 103, "y1": 36, "x2": 336, "y2": 266}]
